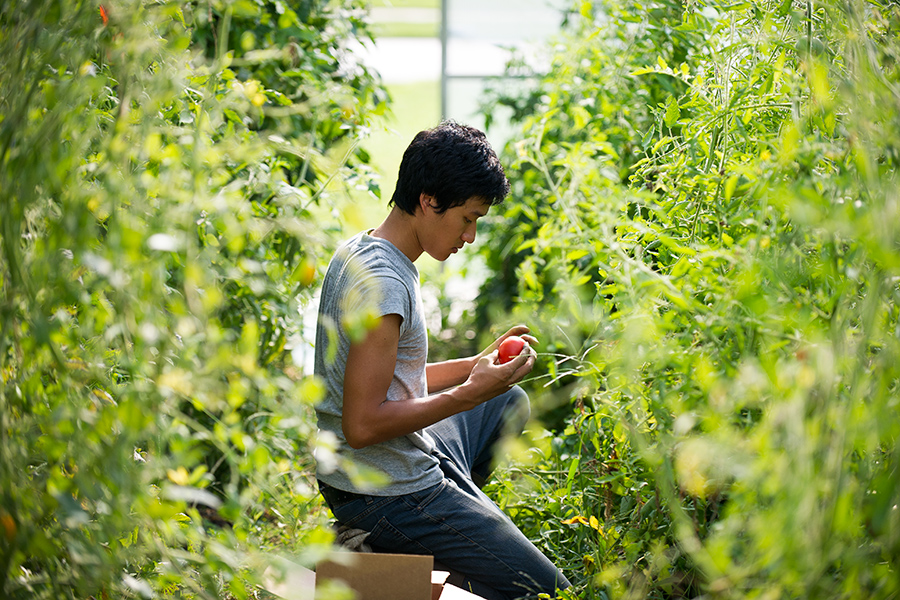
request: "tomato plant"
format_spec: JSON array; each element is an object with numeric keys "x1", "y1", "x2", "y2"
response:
[
  {"x1": 474, "y1": 0, "x2": 900, "y2": 598},
  {"x1": 0, "y1": 1, "x2": 386, "y2": 598}
]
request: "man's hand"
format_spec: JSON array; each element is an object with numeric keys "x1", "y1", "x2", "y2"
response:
[
  {"x1": 477, "y1": 325, "x2": 538, "y2": 361},
  {"x1": 426, "y1": 325, "x2": 538, "y2": 393},
  {"x1": 457, "y1": 328, "x2": 537, "y2": 408}
]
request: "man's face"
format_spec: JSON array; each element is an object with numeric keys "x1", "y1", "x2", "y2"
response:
[{"x1": 421, "y1": 196, "x2": 491, "y2": 261}]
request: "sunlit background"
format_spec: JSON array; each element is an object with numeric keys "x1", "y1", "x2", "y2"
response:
[{"x1": 296, "y1": 0, "x2": 570, "y2": 372}]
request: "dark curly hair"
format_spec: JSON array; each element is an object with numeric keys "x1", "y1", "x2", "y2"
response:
[{"x1": 389, "y1": 121, "x2": 510, "y2": 215}]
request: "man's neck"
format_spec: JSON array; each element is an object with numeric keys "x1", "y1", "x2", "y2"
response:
[{"x1": 371, "y1": 207, "x2": 423, "y2": 262}]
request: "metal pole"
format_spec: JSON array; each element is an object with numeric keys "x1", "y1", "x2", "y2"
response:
[{"x1": 440, "y1": 0, "x2": 448, "y2": 120}]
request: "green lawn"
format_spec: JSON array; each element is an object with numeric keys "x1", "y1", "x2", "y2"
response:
[
  {"x1": 334, "y1": 79, "x2": 441, "y2": 234},
  {"x1": 368, "y1": 0, "x2": 440, "y2": 37},
  {"x1": 365, "y1": 79, "x2": 441, "y2": 204},
  {"x1": 371, "y1": 21, "x2": 439, "y2": 38},
  {"x1": 370, "y1": 0, "x2": 440, "y2": 7}
]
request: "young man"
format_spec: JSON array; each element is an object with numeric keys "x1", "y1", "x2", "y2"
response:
[{"x1": 313, "y1": 122, "x2": 570, "y2": 600}]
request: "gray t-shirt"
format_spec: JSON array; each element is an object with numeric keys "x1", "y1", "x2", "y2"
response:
[{"x1": 313, "y1": 231, "x2": 442, "y2": 495}]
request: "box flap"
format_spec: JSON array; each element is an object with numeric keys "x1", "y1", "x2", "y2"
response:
[
  {"x1": 438, "y1": 583, "x2": 489, "y2": 600},
  {"x1": 260, "y1": 556, "x2": 316, "y2": 600},
  {"x1": 316, "y1": 553, "x2": 434, "y2": 600},
  {"x1": 431, "y1": 571, "x2": 451, "y2": 586},
  {"x1": 431, "y1": 571, "x2": 450, "y2": 600}
]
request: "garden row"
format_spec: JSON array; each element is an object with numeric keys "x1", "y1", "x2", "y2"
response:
[
  {"x1": 473, "y1": 0, "x2": 900, "y2": 597},
  {"x1": 1, "y1": 1, "x2": 385, "y2": 597}
]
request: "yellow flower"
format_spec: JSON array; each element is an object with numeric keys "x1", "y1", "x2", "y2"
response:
[{"x1": 167, "y1": 467, "x2": 190, "y2": 486}]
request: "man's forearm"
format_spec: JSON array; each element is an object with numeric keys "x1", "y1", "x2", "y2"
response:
[
  {"x1": 425, "y1": 356, "x2": 477, "y2": 393},
  {"x1": 344, "y1": 385, "x2": 482, "y2": 448}
]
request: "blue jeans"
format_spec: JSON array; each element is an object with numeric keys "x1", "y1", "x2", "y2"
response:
[{"x1": 319, "y1": 387, "x2": 571, "y2": 600}]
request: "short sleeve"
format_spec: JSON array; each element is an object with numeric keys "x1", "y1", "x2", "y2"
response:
[
  {"x1": 374, "y1": 274, "x2": 413, "y2": 331},
  {"x1": 341, "y1": 267, "x2": 412, "y2": 332}
]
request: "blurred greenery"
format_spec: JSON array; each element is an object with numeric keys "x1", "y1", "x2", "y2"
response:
[
  {"x1": 474, "y1": 0, "x2": 900, "y2": 598},
  {"x1": 3, "y1": 0, "x2": 899, "y2": 599},
  {"x1": 1, "y1": 0, "x2": 386, "y2": 597}
]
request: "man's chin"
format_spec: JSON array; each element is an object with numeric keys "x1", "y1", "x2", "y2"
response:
[{"x1": 426, "y1": 250, "x2": 452, "y2": 262}]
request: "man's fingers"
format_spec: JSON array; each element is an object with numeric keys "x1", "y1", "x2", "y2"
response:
[
  {"x1": 505, "y1": 325, "x2": 530, "y2": 336},
  {"x1": 480, "y1": 349, "x2": 500, "y2": 366},
  {"x1": 504, "y1": 343, "x2": 535, "y2": 380}
]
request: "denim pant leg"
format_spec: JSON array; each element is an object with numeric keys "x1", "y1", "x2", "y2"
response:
[
  {"x1": 327, "y1": 463, "x2": 570, "y2": 600},
  {"x1": 324, "y1": 388, "x2": 570, "y2": 599},
  {"x1": 425, "y1": 386, "x2": 531, "y2": 487}
]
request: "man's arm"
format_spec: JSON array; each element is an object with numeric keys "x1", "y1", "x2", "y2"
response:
[
  {"x1": 341, "y1": 315, "x2": 534, "y2": 449},
  {"x1": 424, "y1": 357, "x2": 476, "y2": 393}
]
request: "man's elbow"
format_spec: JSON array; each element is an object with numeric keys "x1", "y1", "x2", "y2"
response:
[{"x1": 342, "y1": 421, "x2": 376, "y2": 449}]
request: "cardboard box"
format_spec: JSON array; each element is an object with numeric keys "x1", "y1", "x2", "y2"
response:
[{"x1": 263, "y1": 552, "x2": 487, "y2": 600}]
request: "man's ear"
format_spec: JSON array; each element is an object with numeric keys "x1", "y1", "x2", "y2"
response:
[{"x1": 418, "y1": 193, "x2": 435, "y2": 214}]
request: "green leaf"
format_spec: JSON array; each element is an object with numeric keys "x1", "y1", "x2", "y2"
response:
[
  {"x1": 653, "y1": 136, "x2": 675, "y2": 154},
  {"x1": 565, "y1": 456, "x2": 581, "y2": 497},
  {"x1": 232, "y1": 0, "x2": 262, "y2": 17},
  {"x1": 724, "y1": 174, "x2": 739, "y2": 201},
  {"x1": 664, "y1": 96, "x2": 680, "y2": 128}
]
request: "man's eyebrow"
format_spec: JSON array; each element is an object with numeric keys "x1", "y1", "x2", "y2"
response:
[{"x1": 469, "y1": 208, "x2": 488, "y2": 218}]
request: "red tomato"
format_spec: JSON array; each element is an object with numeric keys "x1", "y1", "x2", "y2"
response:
[{"x1": 498, "y1": 336, "x2": 526, "y2": 364}]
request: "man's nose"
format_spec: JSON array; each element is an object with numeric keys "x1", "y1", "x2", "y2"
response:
[{"x1": 461, "y1": 224, "x2": 476, "y2": 244}]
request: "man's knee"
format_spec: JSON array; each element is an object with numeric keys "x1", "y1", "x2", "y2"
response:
[{"x1": 503, "y1": 385, "x2": 531, "y2": 435}]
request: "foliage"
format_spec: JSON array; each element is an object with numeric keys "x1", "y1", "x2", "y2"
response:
[
  {"x1": 0, "y1": 0, "x2": 386, "y2": 598},
  {"x1": 477, "y1": 0, "x2": 900, "y2": 597}
]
